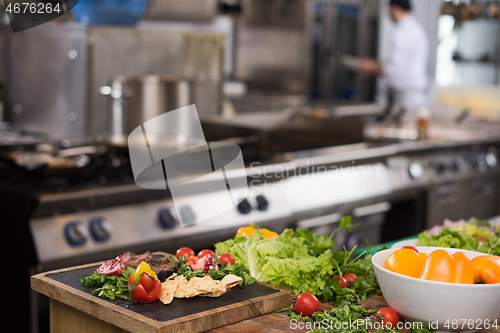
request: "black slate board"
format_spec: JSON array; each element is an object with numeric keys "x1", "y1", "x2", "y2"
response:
[{"x1": 48, "y1": 266, "x2": 279, "y2": 322}]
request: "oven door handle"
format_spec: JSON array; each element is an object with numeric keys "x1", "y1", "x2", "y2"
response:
[
  {"x1": 352, "y1": 202, "x2": 392, "y2": 218},
  {"x1": 297, "y1": 213, "x2": 342, "y2": 229}
]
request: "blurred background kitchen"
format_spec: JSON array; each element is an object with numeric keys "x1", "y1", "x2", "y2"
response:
[{"x1": 2, "y1": 0, "x2": 499, "y2": 332}]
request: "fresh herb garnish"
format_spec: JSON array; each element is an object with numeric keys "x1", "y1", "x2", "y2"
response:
[
  {"x1": 176, "y1": 255, "x2": 256, "y2": 287},
  {"x1": 80, "y1": 266, "x2": 135, "y2": 300},
  {"x1": 278, "y1": 300, "x2": 435, "y2": 333}
]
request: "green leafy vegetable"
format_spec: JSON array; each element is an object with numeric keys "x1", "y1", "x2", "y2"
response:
[
  {"x1": 322, "y1": 245, "x2": 381, "y2": 305},
  {"x1": 417, "y1": 229, "x2": 478, "y2": 250},
  {"x1": 176, "y1": 255, "x2": 256, "y2": 287},
  {"x1": 278, "y1": 299, "x2": 435, "y2": 333},
  {"x1": 214, "y1": 216, "x2": 373, "y2": 297},
  {"x1": 215, "y1": 227, "x2": 335, "y2": 296},
  {"x1": 80, "y1": 266, "x2": 135, "y2": 301},
  {"x1": 416, "y1": 218, "x2": 500, "y2": 255},
  {"x1": 478, "y1": 237, "x2": 500, "y2": 255}
]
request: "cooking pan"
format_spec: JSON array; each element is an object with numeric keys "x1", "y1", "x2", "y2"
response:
[{"x1": 0, "y1": 144, "x2": 108, "y2": 170}]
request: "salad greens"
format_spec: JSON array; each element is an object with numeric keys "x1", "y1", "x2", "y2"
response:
[
  {"x1": 175, "y1": 255, "x2": 256, "y2": 287},
  {"x1": 417, "y1": 228, "x2": 479, "y2": 250},
  {"x1": 215, "y1": 216, "x2": 381, "y2": 301},
  {"x1": 323, "y1": 247, "x2": 381, "y2": 305},
  {"x1": 417, "y1": 218, "x2": 500, "y2": 255},
  {"x1": 278, "y1": 300, "x2": 435, "y2": 333},
  {"x1": 80, "y1": 266, "x2": 136, "y2": 300},
  {"x1": 216, "y1": 225, "x2": 335, "y2": 296}
]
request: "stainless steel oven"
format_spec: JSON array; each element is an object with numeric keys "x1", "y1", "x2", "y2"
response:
[
  {"x1": 304, "y1": 0, "x2": 380, "y2": 102},
  {"x1": 298, "y1": 201, "x2": 392, "y2": 251}
]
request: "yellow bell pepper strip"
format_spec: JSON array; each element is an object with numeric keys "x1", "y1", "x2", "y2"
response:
[
  {"x1": 237, "y1": 226, "x2": 256, "y2": 237},
  {"x1": 419, "y1": 250, "x2": 473, "y2": 284},
  {"x1": 453, "y1": 252, "x2": 474, "y2": 284},
  {"x1": 385, "y1": 249, "x2": 474, "y2": 284},
  {"x1": 263, "y1": 231, "x2": 278, "y2": 239},
  {"x1": 471, "y1": 255, "x2": 500, "y2": 284},
  {"x1": 237, "y1": 226, "x2": 278, "y2": 239},
  {"x1": 385, "y1": 249, "x2": 428, "y2": 278},
  {"x1": 133, "y1": 261, "x2": 158, "y2": 281}
]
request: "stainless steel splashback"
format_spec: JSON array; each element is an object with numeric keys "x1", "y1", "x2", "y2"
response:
[
  {"x1": 143, "y1": 0, "x2": 218, "y2": 22},
  {"x1": 5, "y1": 22, "x2": 224, "y2": 138}
]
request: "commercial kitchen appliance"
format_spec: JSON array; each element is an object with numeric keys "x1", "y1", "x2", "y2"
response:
[
  {"x1": 304, "y1": 0, "x2": 380, "y2": 102},
  {"x1": 3, "y1": 21, "x2": 224, "y2": 138}
]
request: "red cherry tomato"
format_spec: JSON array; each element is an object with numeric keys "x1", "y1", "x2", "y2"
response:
[
  {"x1": 332, "y1": 276, "x2": 348, "y2": 288},
  {"x1": 402, "y1": 246, "x2": 419, "y2": 253},
  {"x1": 218, "y1": 253, "x2": 236, "y2": 265},
  {"x1": 375, "y1": 307, "x2": 400, "y2": 328},
  {"x1": 294, "y1": 292, "x2": 320, "y2": 317},
  {"x1": 198, "y1": 249, "x2": 215, "y2": 258},
  {"x1": 176, "y1": 247, "x2": 195, "y2": 260},
  {"x1": 343, "y1": 273, "x2": 357, "y2": 287}
]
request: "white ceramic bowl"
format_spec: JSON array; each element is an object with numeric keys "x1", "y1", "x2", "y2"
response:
[{"x1": 372, "y1": 246, "x2": 500, "y2": 331}]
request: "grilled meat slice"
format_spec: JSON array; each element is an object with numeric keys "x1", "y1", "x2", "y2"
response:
[
  {"x1": 123, "y1": 251, "x2": 154, "y2": 268},
  {"x1": 123, "y1": 251, "x2": 180, "y2": 282}
]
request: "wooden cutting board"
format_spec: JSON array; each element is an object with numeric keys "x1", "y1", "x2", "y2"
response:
[{"x1": 31, "y1": 254, "x2": 295, "y2": 333}]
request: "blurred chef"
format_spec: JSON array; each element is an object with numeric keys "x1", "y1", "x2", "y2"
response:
[{"x1": 360, "y1": 0, "x2": 429, "y2": 124}]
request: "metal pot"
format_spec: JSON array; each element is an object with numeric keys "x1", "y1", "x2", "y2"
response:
[{"x1": 99, "y1": 74, "x2": 195, "y2": 146}]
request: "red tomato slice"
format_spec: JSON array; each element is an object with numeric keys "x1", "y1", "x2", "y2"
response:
[
  {"x1": 139, "y1": 272, "x2": 155, "y2": 293},
  {"x1": 131, "y1": 278, "x2": 161, "y2": 303},
  {"x1": 128, "y1": 273, "x2": 134, "y2": 287}
]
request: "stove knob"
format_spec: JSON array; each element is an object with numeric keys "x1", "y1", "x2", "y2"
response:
[
  {"x1": 434, "y1": 161, "x2": 446, "y2": 175},
  {"x1": 179, "y1": 206, "x2": 196, "y2": 225},
  {"x1": 448, "y1": 160, "x2": 460, "y2": 173},
  {"x1": 237, "y1": 198, "x2": 252, "y2": 214},
  {"x1": 255, "y1": 195, "x2": 269, "y2": 211},
  {"x1": 408, "y1": 162, "x2": 424, "y2": 179},
  {"x1": 158, "y1": 208, "x2": 176, "y2": 230},
  {"x1": 89, "y1": 217, "x2": 112, "y2": 242},
  {"x1": 485, "y1": 153, "x2": 498, "y2": 169},
  {"x1": 467, "y1": 154, "x2": 486, "y2": 171},
  {"x1": 64, "y1": 221, "x2": 88, "y2": 247}
]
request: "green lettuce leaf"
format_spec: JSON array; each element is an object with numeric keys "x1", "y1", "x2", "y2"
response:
[{"x1": 214, "y1": 228, "x2": 335, "y2": 296}]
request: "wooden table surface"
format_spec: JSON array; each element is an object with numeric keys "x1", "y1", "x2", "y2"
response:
[{"x1": 207, "y1": 295, "x2": 500, "y2": 333}]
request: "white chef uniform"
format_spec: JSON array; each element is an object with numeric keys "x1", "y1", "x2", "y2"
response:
[{"x1": 383, "y1": 15, "x2": 429, "y2": 114}]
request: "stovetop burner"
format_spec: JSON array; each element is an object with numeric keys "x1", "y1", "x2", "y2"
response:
[{"x1": 0, "y1": 145, "x2": 135, "y2": 194}]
